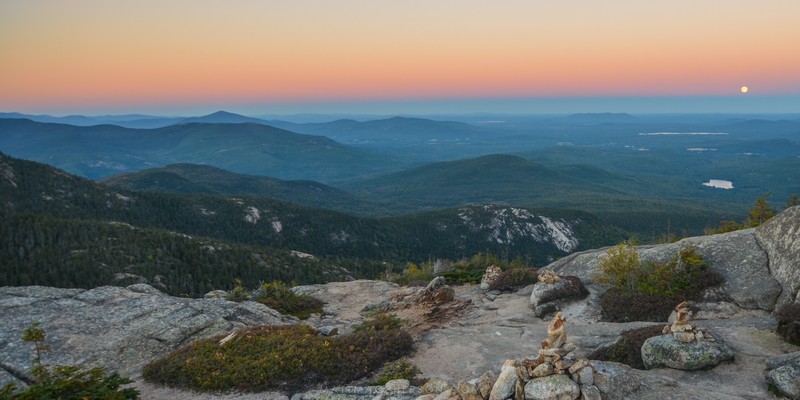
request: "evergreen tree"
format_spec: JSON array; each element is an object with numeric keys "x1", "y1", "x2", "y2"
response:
[{"x1": 745, "y1": 193, "x2": 776, "y2": 228}]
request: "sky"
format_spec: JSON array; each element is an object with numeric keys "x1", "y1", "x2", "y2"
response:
[{"x1": 1, "y1": 0, "x2": 799, "y2": 116}]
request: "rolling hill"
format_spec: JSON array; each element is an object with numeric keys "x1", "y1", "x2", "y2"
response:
[
  {"x1": 1, "y1": 152, "x2": 625, "y2": 291},
  {"x1": 100, "y1": 163, "x2": 386, "y2": 214}
]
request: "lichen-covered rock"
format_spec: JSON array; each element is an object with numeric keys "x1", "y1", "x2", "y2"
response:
[
  {"x1": 478, "y1": 370, "x2": 498, "y2": 399},
  {"x1": 457, "y1": 380, "x2": 483, "y2": 400},
  {"x1": 756, "y1": 205, "x2": 800, "y2": 308},
  {"x1": 766, "y1": 364, "x2": 800, "y2": 400},
  {"x1": 766, "y1": 351, "x2": 800, "y2": 370},
  {"x1": 579, "y1": 384, "x2": 601, "y2": 400},
  {"x1": 529, "y1": 276, "x2": 588, "y2": 317},
  {"x1": 422, "y1": 377, "x2": 454, "y2": 395},
  {"x1": 523, "y1": 374, "x2": 580, "y2": 400},
  {"x1": 641, "y1": 332, "x2": 734, "y2": 370},
  {"x1": 386, "y1": 379, "x2": 412, "y2": 391}
]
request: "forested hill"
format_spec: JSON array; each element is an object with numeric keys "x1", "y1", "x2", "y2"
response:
[{"x1": 0, "y1": 152, "x2": 626, "y2": 294}]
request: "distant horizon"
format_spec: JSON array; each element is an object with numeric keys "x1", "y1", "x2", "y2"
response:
[{"x1": 4, "y1": 95, "x2": 800, "y2": 119}]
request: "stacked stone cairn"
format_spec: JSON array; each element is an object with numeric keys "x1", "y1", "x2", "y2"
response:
[
  {"x1": 480, "y1": 265, "x2": 504, "y2": 291},
  {"x1": 488, "y1": 312, "x2": 600, "y2": 400},
  {"x1": 660, "y1": 301, "x2": 709, "y2": 343},
  {"x1": 641, "y1": 301, "x2": 734, "y2": 370}
]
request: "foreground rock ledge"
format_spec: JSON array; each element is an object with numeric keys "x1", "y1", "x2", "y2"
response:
[{"x1": 0, "y1": 284, "x2": 295, "y2": 388}]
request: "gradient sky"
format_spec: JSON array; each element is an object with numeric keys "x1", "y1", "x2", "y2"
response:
[{"x1": 1, "y1": 0, "x2": 799, "y2": 115}]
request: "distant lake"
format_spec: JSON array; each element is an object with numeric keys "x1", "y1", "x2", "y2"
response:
[{"x1": 703, "y1": 179, "x2": 734, "y2": 189}]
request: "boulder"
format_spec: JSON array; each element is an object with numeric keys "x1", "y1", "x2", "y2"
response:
[
  {"x1": 766, "y1": 351, "x2": 800, "y2": 370},
  {"x1": 422, "y1": 377, "x2": 454, "y2": 395},
  {"x1": 766, "y1": 364, "x2": 800, "y2": 400},
  {"x1": 590, "y1": 361, "x2": 642, "y2": 400},
  {"x1": 640, "y1": 332, "x2": 734, "y2": 370},
  {"x1": 756, "y1": 205, "x2": 800, "y2": 308},
  {"x1": 0, "y1": 284, "x2": 294, "y2": 385},
  {"x1": 529, "y1": 276, "x2": 588, "y2": 317},
  {"x1": 579, "y1": 384, "x2": 601, "y2": 400},
  {"x1": 477, "y1": 370, "x2": 498, "y2": 399},
  {"x1": 457, "y1": 380, "x2": 483, "y2": 400},
  {"x1": 386, "y1": 379, "x2": 412, "y2": 391},
  {"x1": 433, "y1": 389, "x2": 456, "y2": 400},
  {"x1": 766, "y1": 351, "x2": 800, "y2": 400},
  {"x1": 523, "y1": 374, "x2": 580, "y2": 400},
  {"x1": 489, "y1": 360, "x2": 517, "y2": 400}
]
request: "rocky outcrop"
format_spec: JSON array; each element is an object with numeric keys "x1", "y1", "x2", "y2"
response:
[
  {"x1": 756, "y1": 205, "x2": 800, "y2": 308},
  {"x1": 0, "y1": 284, "x2": 295, "y2": 387},
  {"x1": 546, "y1": 228, "x2": 782, "y2": 311}
]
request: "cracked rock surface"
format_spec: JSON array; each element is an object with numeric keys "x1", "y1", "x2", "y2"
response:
[{"x1": 0, "y1": 284, "x2": 294, "y2": 387}]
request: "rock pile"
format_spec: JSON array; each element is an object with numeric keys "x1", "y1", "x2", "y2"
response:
[
  {"x1": 641, "y1": 301, "x2": 734, "y2": 370},
  {"x1": 484, "y1": 312, "x2": 599, "y2": 400}
]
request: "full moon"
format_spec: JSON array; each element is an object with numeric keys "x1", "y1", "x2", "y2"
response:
[{"x1": 741, "y1": 86, "x2": 749, "y2": 93}]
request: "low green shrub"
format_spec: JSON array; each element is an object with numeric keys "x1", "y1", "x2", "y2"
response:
[
  {"x1": 596, "y1": 245, "x2": 723, "y2": 322},
  {"x1": 589, "y1": 325, "x2": 664, "y2": 369},
  {"x1": 142, "y1": 312, "x2": 413, "y2": 392},
  {"x1": 374, "y1": 358, "x2": 421, "y2": 385},
  {"x1": 487, "y1": 268, "x2": 538, "y2": 291},
  {"x1": 253, "y1": 282, "x2": 324, "y2": 320},
  {"x1": 225, "y1": 281, "x2": 324, "y2": 320},
  {"x1": 438, "y1": 268, "x2": 485, "y2": 285},
  {"x1": 775, "y1": 302, "x2": 800, "y2": 345},
  {"x1": 1, "y1": 366, "x2": 139, "y2": 400}
]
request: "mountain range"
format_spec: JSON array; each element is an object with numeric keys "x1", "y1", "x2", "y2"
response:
[{"x1": 2, "y1": 111, "x2": 798, "y2": 239}]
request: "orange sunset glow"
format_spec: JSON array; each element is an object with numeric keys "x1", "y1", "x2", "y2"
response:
[{"x1": 1, "y1": 0, "x2": 799, "y2": 114}]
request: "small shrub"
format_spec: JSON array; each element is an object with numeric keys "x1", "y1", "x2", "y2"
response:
[
  {"x1": 592, "y1": 241, "x2": 640, "y2": 292},
  {"x1": 2, "y1": 366, "x2": 139, "y2": 400},
  {"x1": 143, "y1": 321, "x2": 413, "y2": 392},
  {"x1": 253, "y1": 281, "x2": 324, "y2": 320},
  {"x1": 355, "y1": 310, "x2": 406, "y2": 333},
  {"x1": 488, "y1": 268, "x2": 538, "y2": 291},
  {"x1": 600, "y1": 290, "x2": 686, "y2": 322},
  {"x1": 1, "y1": 323, "x2": 138, "y2": 399},
  {"x1": 227, "y1": 279, "x2": 249, "y2": 302},
  {"x1": 596, "y1": 245, "x2": 723, "y2": 322},
  {"x1": 374, "y1": 358, "x2": 421, "y2": 385},
  {"x1": 775, "y1": 303, "x2": 800, "y2": 345},
  {"x1": 589, "y1": 325, "x2": 664, "y2": 369},
  {"x1": 438, "y1": 268, "x2": 485, "y2": 285}
]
